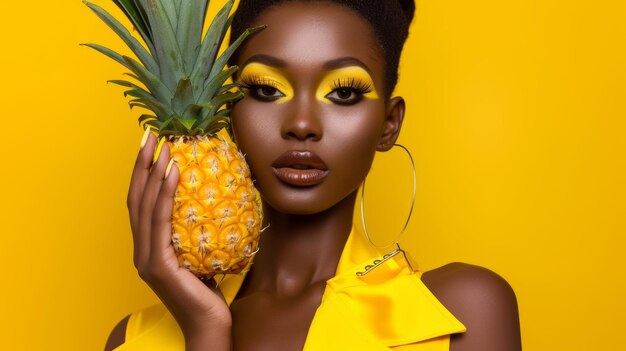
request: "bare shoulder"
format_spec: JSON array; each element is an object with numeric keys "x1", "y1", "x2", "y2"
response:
[
  {"x1": 104, "y1": 315, "x2": 130, "y2": 351},
  {"x1": 421, "y1": 263, "x2": 521, "y2": 351},
  {"x1": 421, "y1": 262, "x2": 517, "y2": 303}
]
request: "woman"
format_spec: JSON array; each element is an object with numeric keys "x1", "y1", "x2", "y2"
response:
[{"x1": 107, "y1": 1, "x2": 521, "y2": 350}]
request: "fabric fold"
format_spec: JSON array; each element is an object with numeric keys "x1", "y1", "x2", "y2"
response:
[{"x1": 302, "y1": 226, "x2": 466, "y2": 349}]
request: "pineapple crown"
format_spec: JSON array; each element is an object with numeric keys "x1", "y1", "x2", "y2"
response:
[{"x1": 83, "y1": 0, "x2": 264, "y2": 136}]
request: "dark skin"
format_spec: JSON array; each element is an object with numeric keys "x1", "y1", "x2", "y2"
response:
[{"x1": 107, "y1": 3, "x2": 521, "y2": 351}]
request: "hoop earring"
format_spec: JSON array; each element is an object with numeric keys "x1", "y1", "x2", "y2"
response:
[{"x1": 357, "y1": 143, "x2": 417, "y2": 276}]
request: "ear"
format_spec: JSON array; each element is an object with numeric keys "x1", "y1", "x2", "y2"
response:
[{"x1": 377, "y1": 96, "x2": 405, "y2": 151}]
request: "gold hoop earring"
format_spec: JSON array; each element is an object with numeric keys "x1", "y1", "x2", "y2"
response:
[{"x1": 357, "y1": 143, "x2": 417, "y2": 275}]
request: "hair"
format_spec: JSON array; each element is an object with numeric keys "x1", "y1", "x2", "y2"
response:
[{"x1": 229, "y1": 0, "x2": 416, "y2": 98}]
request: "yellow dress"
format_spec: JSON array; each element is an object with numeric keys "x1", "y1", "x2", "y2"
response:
[{"x1": 115, "y1": 226, "x2": 466, "y2": 350}]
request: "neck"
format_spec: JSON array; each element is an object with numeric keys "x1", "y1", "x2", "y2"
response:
[{"x1": 243, "y1": 191, "x2": 357, "y2": 296}]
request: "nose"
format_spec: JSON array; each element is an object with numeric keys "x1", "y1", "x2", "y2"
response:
[{"x1": 281, "y1": 95, "x2": 323, "y2": 141}]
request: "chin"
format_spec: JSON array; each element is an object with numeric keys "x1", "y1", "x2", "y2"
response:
[
  {"x1": 261, "y1": 192, "x2": 334, "y2": 216},
  {"x1": 258, "y1": 182, "x2": 359, "y2": 217}
]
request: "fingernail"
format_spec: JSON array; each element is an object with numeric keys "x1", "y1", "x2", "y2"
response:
[
  {"x1": 153, "y1": 138, "x2": 165, "y2": 164},
  {"x1": 164, "y1": 159, "x2": 175, "y2": 179},
  {"x1": 140, "y1": 128, "x2": 151, "y2": 150}
]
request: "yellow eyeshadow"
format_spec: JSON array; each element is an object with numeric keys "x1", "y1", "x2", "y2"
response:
[
  {"x1": 239, "y1": 63, "x2": 293, "y2": 102},
  {"x1": 315, "y1": 66, "x2": 379, "y2": 103}
]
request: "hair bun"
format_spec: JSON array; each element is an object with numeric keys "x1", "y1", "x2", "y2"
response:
[{"x1": 396, "y1": 0, "x2": 416, "y2": 25}]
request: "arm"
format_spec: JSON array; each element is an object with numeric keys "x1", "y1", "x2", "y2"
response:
[{"x1": 422, "y1": 263, "x2": 521, "y2": 351}]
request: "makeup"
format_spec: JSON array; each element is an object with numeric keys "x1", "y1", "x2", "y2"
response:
[
  {"x1": 238, "y1": 63, "x2": 294, "y2": 102},
  {"x1": 140, "y1": 128, "x2": 151, "y2": 149},
  {"x1": 164, "y1": 158, "x2": 175, "y2": 179},
  {"x1": 153, "y1": 137, "x2": 166, "y2": 164},
  {"x1": 316, "y1": 66, "x2": 379, "y2": 104},
  {"x1": 272, "y1": 150, "x2": 329, "y2": 187}
]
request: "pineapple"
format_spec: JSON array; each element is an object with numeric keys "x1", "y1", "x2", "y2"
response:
[{"x1": 83, "y1": 0, "x2": 264, "y2": 278}]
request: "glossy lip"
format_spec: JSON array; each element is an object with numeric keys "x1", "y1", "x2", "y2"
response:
[{"x1": 272, "y1": 150, "x2": 329, "y2": 187}]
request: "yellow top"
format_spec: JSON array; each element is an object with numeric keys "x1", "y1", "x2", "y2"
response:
[{"x1": 115, "y1": 227, "x2": 466, "y2": 350}]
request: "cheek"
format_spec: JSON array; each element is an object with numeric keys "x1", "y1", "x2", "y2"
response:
[
  {"x1": 322, "y1": 103, "x2": 385, "y2": 154},
  {"x1": 320, "y1": 103, "x2": 386, "y2": 180},
  {"x1": 231, "y1": 100, "x2": 283, "y2": 158},
  {"x1": 230, "y1": 99, "x2": 291, "y2": 197}
]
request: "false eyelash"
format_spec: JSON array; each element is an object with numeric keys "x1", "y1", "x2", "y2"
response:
[
  {"x1": 330, "y1": 77, "x2": 373, "y2": 94},
  {"x1": 238, "y1": 75, "x2": 280, "y2": 90}
]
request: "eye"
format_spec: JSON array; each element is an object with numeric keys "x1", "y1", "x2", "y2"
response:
[
  {"x1": 243, "y1": 85, "x2": 285, "y2": 102},
  {"x1": 325, "y1": 88, "x2": 362, "y2": 105},
  {"x1": 238, "y1": 76, "x2": 286, "y2": 102},
  {"x1": 325, "y1": 78, "x2": 373, "y2": 105}
]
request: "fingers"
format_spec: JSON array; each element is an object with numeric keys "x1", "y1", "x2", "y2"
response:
[
  {"x1": 127, "y1": 130, "x2": 157, "y2": 233},
  {"x1": 135, "y1": 140, "x2": 171, "y2": 269},
  {"x1": 152, "y1": 159, "x2": 179, "y2": 262}
]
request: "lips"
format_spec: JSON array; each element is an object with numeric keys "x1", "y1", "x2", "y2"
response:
[{"x1": 272, "y1": 150, "x2": 329, "y2": 186}]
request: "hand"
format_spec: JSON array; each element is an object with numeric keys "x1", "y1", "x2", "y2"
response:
[{"x1": 127, "y1": 131, "x2": 232, "y2": 350}]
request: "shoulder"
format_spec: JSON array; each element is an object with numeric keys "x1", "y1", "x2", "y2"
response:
[
  {"x1": 421, "y1": 262, "x2": 516, "y2": 304},
  {"x1": 421, "y1": 263, "x2": 521, "y2": 351}
]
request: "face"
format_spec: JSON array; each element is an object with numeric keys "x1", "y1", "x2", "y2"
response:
[{"x1": 231, "y1": 2, "x2": 404, "y2": 215}]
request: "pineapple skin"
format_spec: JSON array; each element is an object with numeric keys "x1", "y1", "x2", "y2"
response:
[{"x1": 167, "y1": 128, "x2": 262, "y2": 278}]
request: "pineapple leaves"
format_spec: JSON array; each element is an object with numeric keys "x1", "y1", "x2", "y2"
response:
[
  {"x1": 84, "y1": 1, "x2": 159, "y2": 76},
  {"x1": 122, "y1": 56, "x2": 172, "y2": 103},
  {"x1": 159, "y1": 115, "x2": 196, "y2": 135},
  {"x1": 197, "y1": 65, "x2": 238, "y2": 106},
  {"x1": 138, "y1": 114, "x2": 157, "y2": 125},
  {"x1": 193, "y1": 115, "x2": 230, "y2": 136},
  {"x1": 111, "y1": 0, "x2": 155, "y2": 54},
  {"x1": 124, "y1": 88, "x2": 154, "y2": 100},
  {"x1": 158, "y1": 0, "x2": 178, "y2": 32},
  {"x1": 189, "y1": 0, "x2": 233, "y2": 94},
  {"x1": 137, "y1": 0, "x2": 186, "y2": 92},
  {"x1": 192, "y1": 116, "x2": 224, "y2": 135},
  {"x1": 158, "y1": 115, "x2": 178, "y2": 134},
  {"x1": 175, "y1": 0, "x2": 208, "y2": 72},
  {"x1": 174, "y1": 118, "x2": 196, "y2": 131},
  {"x1": 143, "y1": 119, "x2": 161, "y2": 131},
  {"x1": 129, "y1": 98, "x2": 174, "y2": 121},
  {"x1": 108, "y1": 79, "x2": 139, "y2": 88},
  {"x1": 85, "y1": 0, "x2": 261, "y2": 137},
  {"x1": 83, "y1": 45, "x2": 170, "y2": 103},
  {"x1": 123, "y1": 72, "x2": 141, "y2": 81},
  {"x1": 201, "y1": 90, "x2": 243, "y2": 119},
  {"x1": 81, "y1": 43, "x2": 135, "y2": 73},
  {"x1": 216, "y1": 109, "x2": 231, "y2": 117},
  {"x1": 208, "y1": 24, "x2": 266, "y2": 82},
  {"x1": 218, "y1": 83, "x2": 239, "y2": 95},
  {"x1": 172, "y1": 77, "x2": 195, "y2": 117},
  {"x1": 108, "y1": 79, "x2": 153, "y2": 99}
]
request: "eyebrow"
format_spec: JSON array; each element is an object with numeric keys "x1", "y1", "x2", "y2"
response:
[
  {"x1": 242, "y1": 54, "x2": 288, "y2": 68},
  {"x1": 322, "y1": 57, "x2": 371, "y2": 72},
  {"x1": 242, "y1": 54, "x2": 371, "y2": 73}
]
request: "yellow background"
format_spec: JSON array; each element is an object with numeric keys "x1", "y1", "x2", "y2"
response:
[{"x1": 0, "y1": 0, "x2": 623, "y2": 350}]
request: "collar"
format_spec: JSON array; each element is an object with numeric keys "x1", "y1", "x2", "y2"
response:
[{"x1": 219, "y1": 225, "x2": 466, "y2": 348}]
